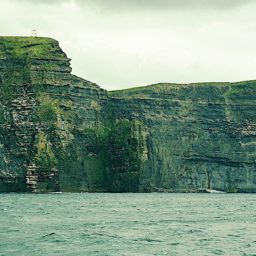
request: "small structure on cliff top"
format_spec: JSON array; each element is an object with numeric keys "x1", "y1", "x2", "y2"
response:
[{"x1": 31, "y1": 29, "x2": 37, "y2": 37}]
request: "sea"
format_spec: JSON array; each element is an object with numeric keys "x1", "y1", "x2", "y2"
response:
[{"x1": 0, "y1": 193, "x2": 255, "y2": 256}]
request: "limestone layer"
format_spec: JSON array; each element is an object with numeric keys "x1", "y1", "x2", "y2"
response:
[{"x1": 0, "y1": 36, "x2": 255, "y2": 192}]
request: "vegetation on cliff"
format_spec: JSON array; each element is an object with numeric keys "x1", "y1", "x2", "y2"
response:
[
  {"x1": 35, "y1": 131, "x2": 58, "y2": 170},
  {"x1": 1, "y1": 36, "x2": 256, "y2": 193},
  {"x1": 35, "y1": 93, "x2": 60, "y2": 127},
  {"x1": 82, "y1": 119, "x2": 144, "y2": 192},
  {"x1": 0, "y1": 36, "x2": 66, "y2": 59}
]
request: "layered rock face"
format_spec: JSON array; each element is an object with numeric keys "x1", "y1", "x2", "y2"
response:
[
  {"x1": 109, "y1": 82, "x2": 256, "y2": 192},
  {"x1": 0, "y1": 37, "x2": 107, "y2": 192},
  {"x1": 0, "y1": 36, "x2": 256, "y2": 192}
]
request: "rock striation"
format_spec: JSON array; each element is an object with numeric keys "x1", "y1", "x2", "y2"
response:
[
  {"x1": 0, "y1": 37, "x2": 106, "y2": 192},
  {"x1": 0, "y1": 36, "x2": 256, "y2": 192},
  {"x1": 109, "y1": 82, "x2": 256, "y2": 192}
]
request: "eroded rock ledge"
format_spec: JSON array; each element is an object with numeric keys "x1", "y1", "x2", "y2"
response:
[{"x1": 0, "y1": 36, "x2": 256, "y2": 192}]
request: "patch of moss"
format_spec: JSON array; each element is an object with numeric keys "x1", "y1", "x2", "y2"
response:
[
  {"x1": 88, "y1": 120, "x2": 143, "y2": 191},
  {"x1": 224, "y1": 80, "x2": 256, "y2": 98},
  {"x1": 106, "y1": 119, "x2": 142, "y2": 171},
  {"x1": 35, "y1": 131, "x2": 57, "y2": 170},
  {"x1": 35, "y1": 93, "x2": 60, "y2": 126},
  {"x1": 227, "y1": 185, "x2": 239, "y2": 193}
]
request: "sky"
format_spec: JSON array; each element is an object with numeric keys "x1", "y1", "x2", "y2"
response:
[{"x1": 0, "y1": 0, "x2": 256, "y2": 90}]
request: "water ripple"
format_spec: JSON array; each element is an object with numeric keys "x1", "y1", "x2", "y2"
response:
[{"x1": 0, "y1": 193, "x2": 255, "y2": 256}]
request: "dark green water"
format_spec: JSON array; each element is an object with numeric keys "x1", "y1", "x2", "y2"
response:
[{"x1": 0, "y1": 193, "x2": 255, "y2": 256}]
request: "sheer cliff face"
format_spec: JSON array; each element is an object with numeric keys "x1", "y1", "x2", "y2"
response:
[
  {"x1": 109, "y1": 82, "x2": 256, "y2": 192},
  {"x1": 0, "y1": 37, "x2": 256, "y2": 192},
  {"x1": 0, "y1": 37, "x2": 107, "y2": 192}
]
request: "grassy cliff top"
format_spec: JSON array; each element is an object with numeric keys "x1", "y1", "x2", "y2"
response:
[
  {"x1": 0, "y1": 36, "x2": 67, "y2": 59},
  {"x1": 0, "y1": 36, "x2": 255, "y2": 98},
  {"x1": 109, "y1": 80, "x2": 256, "y2": 98}
]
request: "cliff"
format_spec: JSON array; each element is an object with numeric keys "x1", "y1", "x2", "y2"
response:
[
  {"x1": 109, "y1": 82, "x2": 256, "y2": 192},
  {"x1": 0, "y1": 36, "x2": 107, "y2": 192},
  {"x1": 0, "y1": 36, "x2": 256, "y2": 192}
]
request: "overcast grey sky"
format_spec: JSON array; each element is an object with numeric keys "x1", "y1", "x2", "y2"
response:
[{"x1": 1, "y1": 0, "x2": 256, "y2": 90}]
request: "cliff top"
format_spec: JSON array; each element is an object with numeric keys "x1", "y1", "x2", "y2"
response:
[
  {"x1": 0, "y1": 36, "x2": 67, "y2": 60},
  {"x1": 109, "y1": 80, "x2": 256, "y2": 98},
  {"x1": 1, "y1": 36, "x2": 255, "y2": 97}
]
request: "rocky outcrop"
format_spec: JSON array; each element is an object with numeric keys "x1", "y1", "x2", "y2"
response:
[{"x1": 0, "y1": 36, "x2": 256, "y2": 192}]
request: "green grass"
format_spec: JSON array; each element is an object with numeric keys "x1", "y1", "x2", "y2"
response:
[
  {"x1": 35, "y1": 93, "x2": 60, "y2": 125},
  {"x1": 109, "y1": 82, "x2": 231, "y2": 98},
  {"x1": 0, "y1": 36, "x2": 66, "y2": 59},
  {"x1": 224, "y1": 80, "x2": 256, "y2": 98},
  {"x1": 109, "y1": 80, "x2": 256, "y2": 99}
]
